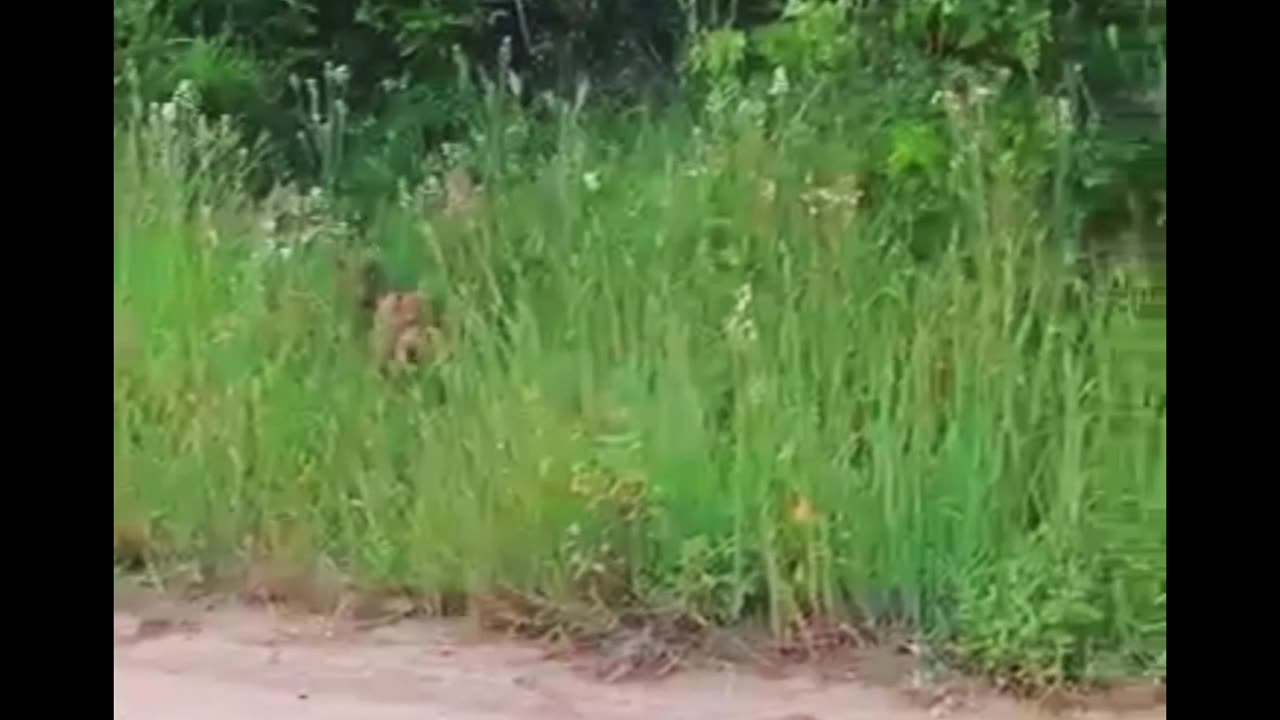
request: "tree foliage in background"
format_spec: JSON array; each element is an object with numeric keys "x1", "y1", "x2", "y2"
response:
[{"x1": 113, "y1": 0, "x2": 1164, "y2": 251}]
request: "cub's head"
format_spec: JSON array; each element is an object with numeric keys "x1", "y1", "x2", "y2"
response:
[{"x1": 372, "y1": 291, "x2": 446, "y2": 371}]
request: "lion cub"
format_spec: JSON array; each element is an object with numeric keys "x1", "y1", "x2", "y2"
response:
[
  {"x1": 339, "y1": 253, "x2": 449, "y2": 372},
  {"x1": 371, "y1": 288, "x2": 450, "y2": 371},
  {"x1": 371, "y1": 290, "x2": 448, "y2": 371}
]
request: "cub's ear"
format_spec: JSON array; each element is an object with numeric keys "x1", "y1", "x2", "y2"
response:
[{"x1": 373, "y1": 291, "x2": 402, "y2": 325}]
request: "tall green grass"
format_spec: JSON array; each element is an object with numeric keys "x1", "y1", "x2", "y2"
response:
[{"x1": 114, "y1": 80, "x2": 1165, "y2": 685}]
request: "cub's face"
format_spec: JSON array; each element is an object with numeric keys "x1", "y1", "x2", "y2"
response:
[
  {"x1": 373, "y1": 292, "x2": 422, "y2": 366},
  {"x1": 372, "y1": 291, "x2": 447, "y2": 370}
]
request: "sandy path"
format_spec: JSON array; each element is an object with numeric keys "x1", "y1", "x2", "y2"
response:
[{"x1": 113, "y1": 607, "x2": 1164, "y2": 720}]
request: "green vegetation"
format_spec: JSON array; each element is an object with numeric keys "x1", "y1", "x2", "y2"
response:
[{"x1": 114, "y1": 0, "x2": 1165, "y2": 688}]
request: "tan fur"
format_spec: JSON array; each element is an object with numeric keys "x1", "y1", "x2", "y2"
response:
[{"x1": 371, "y1": 291, "x2": 447, "y2": 370}]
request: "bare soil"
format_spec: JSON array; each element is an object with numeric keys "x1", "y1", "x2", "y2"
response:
[{"x1": 113, "y1": 594, "x2": 1165, "y2": 720}]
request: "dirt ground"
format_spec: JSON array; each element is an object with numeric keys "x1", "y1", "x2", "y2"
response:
[{"x1": 113, "y1": 600, "x2": 1165, "y2": 720}]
